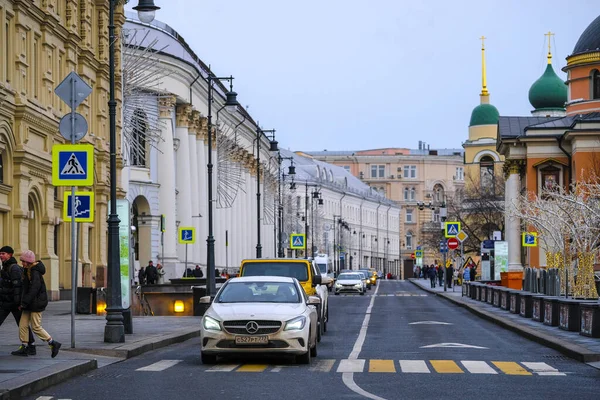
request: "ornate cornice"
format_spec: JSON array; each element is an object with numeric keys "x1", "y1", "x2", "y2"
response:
[
  {"x1": 188, "y1": 110, "x2": 201, "y2": 134},
  {"x1": 158, "y1": 95, "x2": 176, "y2": 118},
  {"x1": 565, "y1": 51, "x2": 600, "y2": 68},
  {"x1": 175, "y1": 104, "x2": 192, "y2": 127},
  {"x1": 503, "y1": 159, "x2": 525, "y2": 178}
]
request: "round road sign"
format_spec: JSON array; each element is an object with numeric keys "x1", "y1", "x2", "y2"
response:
[{"x1": 447, "y1": 237, "x2": 459, "y2": 250}]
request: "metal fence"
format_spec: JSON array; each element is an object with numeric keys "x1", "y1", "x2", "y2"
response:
[{"x1": 522, "y1": 267, "x2": 561, "y2": 296}]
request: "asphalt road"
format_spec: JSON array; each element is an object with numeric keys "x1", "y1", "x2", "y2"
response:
[{"x1": 28, "y1": 281, "x2": 600, "y2": 400}]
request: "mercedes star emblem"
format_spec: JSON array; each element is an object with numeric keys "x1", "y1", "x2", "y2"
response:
[{"x1": 245, "y1": 321, "x2": 259, "y2": 334}]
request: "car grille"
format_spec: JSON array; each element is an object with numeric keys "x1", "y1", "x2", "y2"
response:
[
  {"x1": 216, "y1": 340, "x2": 289, "y2": 349},
  {"x1": 223, "y1": 320, "x2": 282, "y2": 335}
]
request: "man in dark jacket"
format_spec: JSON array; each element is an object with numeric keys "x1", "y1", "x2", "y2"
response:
[
  {"x1": 0, "y1": 246, "x2": 35, "y2": 355},
  {"x1": 145, "y1": 261, "x2": 158, "y2": 285},
  {"x1": 11, "y1": 250, "x2": 61, "y2": 358}
]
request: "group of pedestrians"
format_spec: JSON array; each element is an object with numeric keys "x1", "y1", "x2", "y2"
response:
[
  {"x1": 137, "y1": 260, "x2": 165, "y2": 285},
  {"x1": 420, "y1": 263, "x2": 455, "y2": 288},
  {"x1": 0, "y1": 246, "x2": 61, "y2": 358}
]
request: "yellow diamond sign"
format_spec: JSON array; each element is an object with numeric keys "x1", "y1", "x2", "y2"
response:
[{"x1": 456, "y1": 230, "x2": 468, "y2": 243}]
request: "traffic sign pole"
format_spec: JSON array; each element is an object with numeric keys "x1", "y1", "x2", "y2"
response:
[{"x1": 69, "y1": 74, "x2": 78, "y2": 350}]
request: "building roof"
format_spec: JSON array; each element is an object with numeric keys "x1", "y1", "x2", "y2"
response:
[
  {"x1": 571, "y1": 15, "x2": 600, "y2": 56},
  {"x1": 528, "y1": 64, "x2": 567, "y2": 111},
  {"x1": 497, "y1": 116, "x2": 562, "y2": 138},
  {"x1": 469, "y1": 103, "x2": 500, "y2": 127},
  {"x1": 304, "y1": 149, "x2": 464, "y2": 157}
]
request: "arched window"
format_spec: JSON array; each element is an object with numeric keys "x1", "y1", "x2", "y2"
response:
[
  {"x1": 433, "y1": 184, "x2": 444, "y2": 203},
  {"x1": 593, "y1": 70, "x2": 600, "y2": 100},
  {"x1": 480, "y1": 156, "x2": 495, "y2": 194},
  {"x1": 130, "y1": 108, "x2": 148, "y2": 166},
  {"x1": 404, "y1": 187, "x2": 409, "y2": 200}
]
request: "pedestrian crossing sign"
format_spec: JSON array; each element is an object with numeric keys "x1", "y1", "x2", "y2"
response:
[
  {"x1": 444, "y1": 222, "x2": 461, "y2": 238},
  {"x1": 522, "y1": 232, "x2": 538, "y2": 247},
  {"x1": 415, "y1": 250, "x2": 423, "y2": 258},
  {"x1": 178, "y1": 227, "x2": 196, "y2": 244},
  {"x1": 290, "y1": 233, "x2": 306, "y2": 249},
  {"x1": 52, "y1": 144, "x2": 94, "y2": 186},
  {"x1": 63, "y1": 191, "x2": 94, "y2": 222}
]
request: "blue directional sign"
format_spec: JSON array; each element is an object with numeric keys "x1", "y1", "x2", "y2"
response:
[
  {"x1": 439, "y1": 240, "x2": 448, "y2": 253},
  {"x1": 522, "y1": 232, "x2": 538, "y2": 247},
  {"x1": 178, "y1": 227, "x2": 196, "y2": 244},
  {"x1": 290, "y1": 233, "x2": 306, "y2": 249},
  {"x1": 63, "y1": 191, "x2": 94, "y2": 222},
  {"x1": 444, "y1": 221, "x2": 461, "y2": 238},
  {"x1": 52, "y1": 144, "x2": 94, "y2": 186}
]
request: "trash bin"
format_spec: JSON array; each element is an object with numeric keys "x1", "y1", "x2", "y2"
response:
[
  {"x1": 122, "y1": 308, "x2": 133, "y2": 334},
  {"x1": 76, "y1": 287, "x2": 96, "y2": 314},
  {"x1": 193, "y1": 286, "x2": 210, "y2": 316}
]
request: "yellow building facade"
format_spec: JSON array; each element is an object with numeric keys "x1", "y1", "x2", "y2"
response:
[{"x1": 0, "y1": 0, "x2": 124, "y2": 299}]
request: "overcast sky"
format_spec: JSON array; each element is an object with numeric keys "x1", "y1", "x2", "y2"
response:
[{"x1": 126, "y1": 0, "x2": 597, "y2": 152}]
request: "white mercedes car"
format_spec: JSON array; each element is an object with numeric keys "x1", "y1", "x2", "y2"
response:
[{"x1": 200, "y1": 276, "x2": 319, "y2": 365}]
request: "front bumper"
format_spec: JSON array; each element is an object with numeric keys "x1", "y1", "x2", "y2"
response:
[
  {"x1": 335, "y1": 285, "x2": 363, "y2": 294},
  {"x1": 201, "y1": 325, "x2": 310, "y2": 356}
]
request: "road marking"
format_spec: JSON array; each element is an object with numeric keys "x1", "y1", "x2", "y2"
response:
[
  {"x1": 36, "y1": 397, "x2": 55, "y2": 400},
  {"x1": 399, "y1": 360, "x2": 430, "y2": 373},
  {"x1": 369, "y1": 359, "x2": 396, "y2": 373},
  {"x1": 521, "y1": 362, "x2": 566, "y2": 376},
  {"x1": 135, "y1": 360, "x2": 182, "y2": 371},
  {"x1": 309, "y1": 359, "x2": 335, "y2": 372},
  {"x1": 430, "y1": 360, "x2": 464, "y2": 374},
  {"x1": 461, "y1": 361, "x2": 497, "y2": 374},
  {"x1": 206, "y1": 364, "x2": 239, "y2": 372},
  {"x1": 337, "y1": 359, "x2": 365, "y2": 373},
  {"x1": 236, "y1": 364, "x2": 268, "y2": 372},
  {"x1": 492, "y1": 361, "x2": 532, "y2": 375},
  {"x1": 421, "y1": 343, "x2": 488, "y2": 349},
  {"x1": 409, "y1": 321, "x2": 453, "y2": 325},
  {"x1": 271, "y1": 365, "x2": 299, "y2": 372}
]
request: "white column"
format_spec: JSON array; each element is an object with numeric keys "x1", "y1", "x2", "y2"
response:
[
  {"x1": 506, "y1": 162, "x2": 523, "y2": 271},
  {"x1": 175, "y1": 105, "x2": 193, "y2": 273},
  {"x1": 188, "y1": 112, "x2": 201, "y2": 265},
  {"x1": 157, "y1": 96, "x2": 178, "y2": 280},
  {"x1": 196, "y1": 130, "x2": 207, "y2": 264}
]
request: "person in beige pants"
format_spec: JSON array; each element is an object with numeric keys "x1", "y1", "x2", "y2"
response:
[{"x1": 11, "y1": 250, "x2": 61, "y2": 358}]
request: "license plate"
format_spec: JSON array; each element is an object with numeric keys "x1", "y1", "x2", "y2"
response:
[{"x1": 235, "y1": 336, "x2": 268, "y2": 345}]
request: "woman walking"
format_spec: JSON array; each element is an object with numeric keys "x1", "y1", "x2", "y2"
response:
[{"x1": 11, "y1": 250, "x2": 61, "y2": 358}]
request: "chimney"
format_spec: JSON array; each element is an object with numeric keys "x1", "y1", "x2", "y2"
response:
[{"x1": 418, "y1": 141, "x2": 422, "y2": 150}]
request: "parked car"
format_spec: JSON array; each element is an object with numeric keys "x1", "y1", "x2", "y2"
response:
[
  {"x1": 200, "y1": 276, "x2": 319, "y2": 365},
  {"x1": 334, "y1": 272, "x2": 365, "y2": 295},
  {"x1": 239, "y1": 258, "x2": 328, "y2": 342}
]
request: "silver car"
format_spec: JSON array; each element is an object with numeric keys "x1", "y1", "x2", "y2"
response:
[
  {"x1": 334, "y1": 272, "x2": 365, "y2": 295},
  {"x1": 200, "y1": 276, "x2": 320, "y2": 365}
]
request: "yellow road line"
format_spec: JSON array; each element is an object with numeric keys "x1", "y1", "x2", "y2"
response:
[
  {"x1": 430, "y1": 360, "x2": 463, "y2": 374},
  {"x1": 236, "y1": 364, "x2": 268, "y2": 372},
  {"x1": 368, "y1": 360, "x2": 396, "y2": 373},
  {"x1": 492, "y1": 361, "x2": 532, "y2": 375}
]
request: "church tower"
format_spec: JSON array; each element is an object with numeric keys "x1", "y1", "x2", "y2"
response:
[{"x1": 528, "y1": 32, "x2": 567, "y2": 117}]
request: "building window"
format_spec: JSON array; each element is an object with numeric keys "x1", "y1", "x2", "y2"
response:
[
  {"x1": 433, "y1": 184, "x2": 444, "y2": 203},
  {"x1": 593, "y1": 70, "x2": 600, "y2": 100},
  {"x1": 371, "y1": 165, "x2": 385, "y2": 178},
  {"x1": 455, "y1": 167, "x2": 464, "y2": 181},
  {"x1": 342, "y1": 165, "x2": 350, "y2": 172},
  {"x1": 433, "y1": 208, "x2": 440, "y2": 223},
  {"x1": 403, "y1": 187, "x2": 415, "y2": 201},
  {"x1": 5, "y1": 19, "x2": 11, "y2": 83},
  {"x1": 33, "y1": 37, "x2": 39, "y2": 98},
  {"x1": 405, "y1": 232, "x2": 413, "y2": 250},
  {"x1": 130, "y1": 108, "x2": 148, "y2": 166},
  {"x1": 406, "y1": 209, "x2": 413, "y2": 223},
  {"x1": 480, "y1": 156, "x2": 495, "y2": 193},
  {"x1": 403, "y1": 165, "x2": 416, "y2": 179}
]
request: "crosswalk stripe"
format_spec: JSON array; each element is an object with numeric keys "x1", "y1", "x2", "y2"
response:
[
  {"x1": 369, "y1": 359, "x2": 396, "y2": 373},
  {"x1": 399, "y1": 360, "x2": 430, "y2": 373},
  {"x1": 236, "y1": 364, "x2": 268, "y2": 372},
  {"x1": 206, "y1": 364, "x2": 239, "y2": 372},
  {"x1": 430, "y1": 360, "x2": 463, "y2": 374},
  {"x1": 461, "y1": 361, "x2": 497, "y2": 374},
  {"x1": 136, "y1": 360, "x2": 182, "y2": 371},
  {"x1": 309, "y1": 359, "x2": 335, "y2": 373},
  {"x1": 337, "y1": 359, "x2": 365, "y2": 373},
  {"x1": 492, "y1": 361, "x2": 532, "y2": 375},
  {"x1": 36, "y1": 397, "x2": 55, "y2": 400},
  {"x1": 521, "y1": 362, "x2": 566, "y2": 376}
]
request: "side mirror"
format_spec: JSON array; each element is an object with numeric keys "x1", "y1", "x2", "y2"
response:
[
  {"x1": 307, "y1": 296, "x2": 321, "y2": 305},
  {"x1": 312, "y1": 274, "x2": 322, "y2": 287},
  {"x1": 199, "y1": 296, "x2": 212, "y2": 304}
]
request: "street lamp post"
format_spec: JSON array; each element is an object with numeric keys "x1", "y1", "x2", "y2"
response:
[
  {"x1": 105, "y1": 0, "x2": 160, "y2": 343},
  {"x1": 206, "y1": 77, "x2": 239, "y2": 296},
  {"x1": 255, "y1": 127, "x2": 278, "y2": 258},
  {"x1": 277, "y1": 155, "x2": 295, "y2": 257}
]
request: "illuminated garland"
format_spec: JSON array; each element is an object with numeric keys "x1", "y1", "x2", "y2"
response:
[{"x1": 573, "y1": 251, "x2": 599, "y2": 299}]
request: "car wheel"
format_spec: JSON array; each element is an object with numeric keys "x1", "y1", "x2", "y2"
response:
[
  {"x1": 323, "y1": 308, "x2": 328, "y2": 333},
  {"x1": 201, "y1": 352, "x2": 217, "y2": 364},
  {"x1": 334, "y1": 291, "x2": 340, "y2": 295},
  {"x1": 310, "y1": 340, "x2": 318, "y2": 357},
  {"x1": 316, "y1": 313, "x2": 322, "y2": 342},
  {"x1": 297, "y1": 350, "x2": 311, "y2": 364},
  {"x1": 360, "y1": 290, "x2": 365, "y2": 296}
]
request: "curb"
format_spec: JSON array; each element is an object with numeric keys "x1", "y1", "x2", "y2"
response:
[
  {"x1": 409, "y1": 279, "x2": 600, "y2": 363},
  {"x1": 0, "y1": 359, "x2": 97, "y2": 400}
]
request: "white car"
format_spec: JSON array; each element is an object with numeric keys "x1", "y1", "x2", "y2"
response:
[
  {"x1": 334, "y1": 272, "x2": 365, "y2": 295},
  {"x1": 200, "y1": 276, "x2": 320, "y2": 365}
]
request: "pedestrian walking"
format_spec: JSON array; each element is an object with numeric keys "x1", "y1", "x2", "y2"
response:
[
  {"x1": 0, "y1": 246, "x2": 36, "y2": 354},
  {"x1": 428, "y1": 266, "x2": 437, "y2": 288},
  {"x1": 138, "y1": 266, "x2": 146, "y2": 286},
  {"x1": 157, "y1": 263, "x2": 166, "y2": 284},
  {"x1": 437, "y1": 265, "x2": 444, "y2": 287},
  {"x1": 11, "y1": 250, "x2": 61, "y2": 358},
  {"x1": 145, "y1": 261, "x2": 158, "y2": 285},
  {"x1": 446, "y1": 264, "x2": 454, "y2": 288}
]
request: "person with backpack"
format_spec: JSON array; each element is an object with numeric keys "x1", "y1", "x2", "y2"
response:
[
  {"x1": 0, "y1": 246, "x2": 36, "y2": 355},
  {"x1": 11, "y1": 250, "x2": 61, "y2": 358}
]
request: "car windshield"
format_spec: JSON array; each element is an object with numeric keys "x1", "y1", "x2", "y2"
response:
[
  {"x1": 216, "y1": 281, "x2": 301, "y2": 303},
  {"x1": 337, "y1": 273, "x2": 362, "y2": 280},
  {"x1": 317, "y1": 263, "x2": 327, "y2": 273},
  {"x1": 241, "y1": 261, "x2": 309, "y2": 282}
]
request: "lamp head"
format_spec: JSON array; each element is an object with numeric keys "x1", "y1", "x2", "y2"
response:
[
  {"x1": 287, "y1": 165, "x2": 296, "y2": 175},
  {"x1": 224, "y1": 90, "x2": 239, "y2": 114},
  {"x1": 318, "y1": 198, "x2": 324, "y2": 206},
  {"x1": 312, "y1": 191, "x2": 320, "y2": 199},
  {"x1": 133, "y1": 0, "x2": 160, "y2": 23},
  {"x1": 269, "y1": 139, "x2": 279, "y2": 152}
]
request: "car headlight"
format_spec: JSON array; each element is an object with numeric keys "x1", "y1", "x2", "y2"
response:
[
  {"x1": 284, "y1": 316, "x2": 306, "y2": 331},
  {"x1": 354, "y1": 283, "x2": 362, "y2": 288},
  {"x1": 335, "y1": 283, "x2": 342, "y2": 288},
  {"x1": 203, "y1": 315, "x2": 222, "y2": 331}
]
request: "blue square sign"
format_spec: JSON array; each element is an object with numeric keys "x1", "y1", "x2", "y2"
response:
[
  {"x1": 63, "y1": 191, "x2": 94, "y2": 222},
  {"x1": 52, "y1": 144, "x2": 94, "y2": 186}
]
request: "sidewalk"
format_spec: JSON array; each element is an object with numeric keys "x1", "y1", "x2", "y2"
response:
[
  {"x1": 0, "y1": 301, "x2": 200, "y2": 399},
  {"x1": 409, "y1": 278, "x2": 600, "y2": 365}
]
